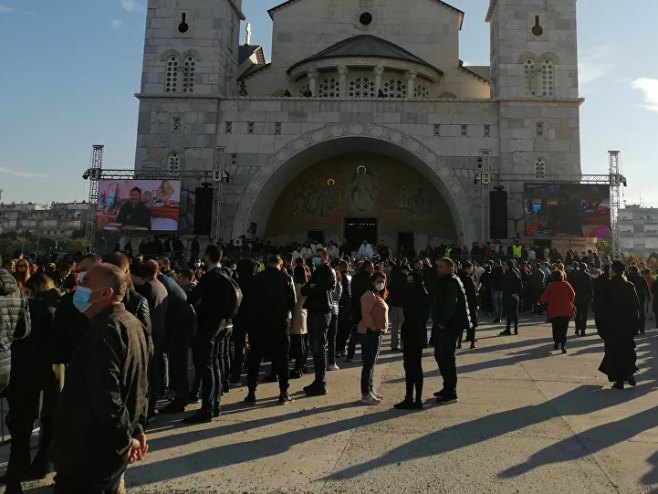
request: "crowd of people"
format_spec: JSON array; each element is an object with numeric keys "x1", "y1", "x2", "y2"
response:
[{"x1": 0, "y1": 239, "x2": 650, "y2": 493}]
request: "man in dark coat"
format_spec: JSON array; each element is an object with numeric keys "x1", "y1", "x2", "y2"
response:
[
  {"x1": 500, "y1": 260, "x2": 522, "y2": 335},
  {"x1": 301, "y1": 247, "x2": 336, "y2": 396},
  {"x1": 570, "y1": 263, "x2": 594, "y2": 336},
  {"x1": 245, "y1": 255, "x2": 296, "y2": 404},
  {"x1": 596, "y1": 261, "x2": 640, "y2": 389},
  {"x1": 386, "y1": 261, "x2": 407, "y2": 351},
  {"x1": 51, "y1": 264, "x2": 149, "y2": 492},
  {"x1": 431, "y1": 258, "x2": 471, "y2": 404},
  {"x1": 346, "y1": 260, "x2": 373, "y2": 360},
  {"x1": 457, "y1": 261, "x2": 479, "y2": 349},
  {"x1": 627, "y1": 265, "x2": 650, "y2": 334}
]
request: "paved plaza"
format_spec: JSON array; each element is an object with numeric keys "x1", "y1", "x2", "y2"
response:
[{"x1": 9, "y1": 317, "x2": 658, "y2": 494}]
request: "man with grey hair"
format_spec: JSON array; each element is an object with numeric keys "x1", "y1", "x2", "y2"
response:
[{"x1": 52, "y1": 263, "x2": 150, "y2": 493}]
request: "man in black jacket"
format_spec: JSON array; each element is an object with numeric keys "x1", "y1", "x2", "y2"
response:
[
  {"x1": 245, "y1": 255, "x2": 296, "y2": 404},
  {"x1": 185, "y1": 245, "x2": 230, "y2": 423},
  {"x1": 301, "y1": 247, "x2": 336, "y2": 396},
  {"x1": 457, "y1": 262, "x2": 479, "y2": 349},
  {"x1": 387, "y1": 261, "x2": 406, "y2": 352},
  {"x1": 570, "y1": 263, "x2": 594, "y2": 336},
  {"x1": 51, "y1": 263, "x2": 149, "y2": 493},
  {"x1": 500, "y1": 260, "x2": 522, "y2": 336},
  {"x1": 627, "y1": 265, "x2": 650, "y2": 334}
]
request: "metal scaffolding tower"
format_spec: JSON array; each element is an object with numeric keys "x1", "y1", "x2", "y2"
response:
[
  {"x1": 609, "y1": 150, "x2": 623, "y2": 257},
  {"x1": 85, "y1": 145, "x2": 104, "y2": 248}
]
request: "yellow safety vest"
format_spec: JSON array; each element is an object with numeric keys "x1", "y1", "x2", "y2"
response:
[
  {"x1": 512, "y1": 245, "x2": 523, "y2": 259},
  {"x1": 445, "y1": 247, "x2": 453, "y2": 258}
]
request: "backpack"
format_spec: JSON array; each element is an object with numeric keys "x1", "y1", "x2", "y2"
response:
[{"x1": 210, "y1": 268, "x2": 243, "y2": 320}]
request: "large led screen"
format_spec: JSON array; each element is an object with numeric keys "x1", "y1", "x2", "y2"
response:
[
  {"x1": 96, "y1": 179, "x2": 182, "y2": 232},
  {"x1": 524, "y1": 184, "x2": 611, "y2": 238}
]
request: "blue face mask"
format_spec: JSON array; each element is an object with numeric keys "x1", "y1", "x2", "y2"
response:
[
  {"x1": 312, "y1": 257, "x2": 322, "y2": 267},
  {"x1": 73, "y1": 286, "x2": 94, "y2": 313}
]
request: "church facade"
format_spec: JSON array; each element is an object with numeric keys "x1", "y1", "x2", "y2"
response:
[{"x1": 134, "y1": 0, "x2": 582, "y2": 251}]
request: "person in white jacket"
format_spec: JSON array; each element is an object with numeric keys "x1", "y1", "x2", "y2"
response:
[{"x1": 357, "y1": 241, "x2": 374, "y2": 260}]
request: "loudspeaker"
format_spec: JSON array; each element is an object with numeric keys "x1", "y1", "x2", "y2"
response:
[
  {"x1": 194, "y1": 187, "x2": 213, "y2": 235},
  {"x1": 489, "y1": 190, "x2": 508, "y2": 240}
]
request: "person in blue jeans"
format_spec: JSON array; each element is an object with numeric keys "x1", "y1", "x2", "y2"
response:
[
  {"x1": 490, "y1": 260, "x2": 505, "y2": 323},
  {"x1": 301, "y1": 248, "x2": 336, "y2": 396},
  {"x1": 358, "y1": 272, "x2": 389, "y2": 404}
]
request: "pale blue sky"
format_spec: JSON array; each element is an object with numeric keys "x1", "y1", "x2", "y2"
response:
[{"x1": 0, "y1": 0, "x2": 656, "y2": 206}]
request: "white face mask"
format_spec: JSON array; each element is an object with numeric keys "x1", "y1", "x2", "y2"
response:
[{"x1": 375, "y1": 282, "x2": 385, "y2": 292}]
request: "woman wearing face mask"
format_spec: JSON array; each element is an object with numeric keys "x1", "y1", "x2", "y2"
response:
[{"x1": 358, "y1": 272, "x2": 389, "y2": 404}]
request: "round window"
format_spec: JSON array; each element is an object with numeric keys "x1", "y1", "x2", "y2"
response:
[{"x1": 359, "y1": 12, "x2": 373, "y2": 26}]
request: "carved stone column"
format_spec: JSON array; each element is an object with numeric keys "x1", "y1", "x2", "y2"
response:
[
  {"x1": 374, "y1": 65, "x2": 385, "y2": 94},
  {"x1": 338, "y1": 65, "x2": 348, "y2": 98},
  {"x1": 406, "y1": 71, "x2": 417, "y2": 99},
  {"x1": 308, "y1": 70, "x2": 319, "y2": 97}
]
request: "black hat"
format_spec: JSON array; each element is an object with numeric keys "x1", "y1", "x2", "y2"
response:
[{"x1": 611, "y1": 260, "x2": 626, "y2": 273}]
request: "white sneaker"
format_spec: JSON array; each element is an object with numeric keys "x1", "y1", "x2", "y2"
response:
[
  {"x1": 371, "y1": 391, "x2": 383, "y2": 401},
  {"x1": 327, "y1": 364, "x2": 340, "y2": 371},
  {"x1": 361, "y1": 394, "x2": 380, "y2": 405}
]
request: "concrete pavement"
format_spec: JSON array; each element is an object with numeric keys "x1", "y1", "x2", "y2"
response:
[{"x1": 12, "y1": 316, "x2": 658, "y2": 493}]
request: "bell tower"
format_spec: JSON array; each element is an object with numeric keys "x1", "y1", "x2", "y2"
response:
[
  {"x1": 487, "y1": 0, "x2": 579, "y2": 100},
  {"x1": 134, "y1": 0, "x2": 244, "y2": 172}
]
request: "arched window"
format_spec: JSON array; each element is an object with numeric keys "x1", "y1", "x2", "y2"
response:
[
  {"x1": 383, "y1": 78, "x2": 406, "y2": 98},
  {"x1": 540, "y1": 59, "x2": 554, "y2": 97},
  {"x1": 168, "y1": 152, "x2": 181, "y2": 171},
  {"x1": 298, "y1": 83, "x2": 310, "y2": 96},
  {"x1": 349, "y1": 76, "x2": 375, "y2": 98},
  {"x1": 183, "y1": 55, "x2": 196, "y2": 93},
  {"x1": 318, "y1": 78, "x2": 340, "y2": 98},
  {"x1": 535, "y1": 158, "x2": 546, "y2": 179},
  {"x1": 414, "y1": 83, "x2": 430, "y2": 99},
  {"x1": 524, "y1": 58, "x2": 537, "y2": 97},
  {"x1": 166, "y1": 55, "x2": 179, "y2": 93}
]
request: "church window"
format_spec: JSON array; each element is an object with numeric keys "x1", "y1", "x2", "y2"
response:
[
  {"x1": 173, "y1": 116, "x2": 182, "y2": 133},
  {"x1": 484, "y1": 125, "x2": 491, "y2": 138},
  {"x1": 541, "y1": 60, "x2": 554, "y2": 97},
  {"x1": 433, "y1": 124, "x2": 441, "y2": 137},
  {"x1": 168, "y1": 153, "x2": 180, "y2": 171},
  {"x1": 247, "y1": 122, "x2": 255, "y2": 134},
  {"x1": 461, "y1": 125, "x2": 468, "y2": 137},
  {"x1": 318, "y1": 78, "x2": 340, "y2": 98},
  {"x1": 183, "y1": 56, "x2": 196, "y2": 93},
  {"x1": 165, "y1": 55, "x2": 179, "y2": 93},
  {"x1": 535, "y1": 158, "x2": 546, "y2": 179},
  {"x1": 349, "y1": 76, "x2": 375, "y2": 98},
  {"x1": 524, "y1": 58, "x2": 537, "y2": 97},
  {"x1": 359, "y1": 12, "x2": 373, "y2": 26},
  {"x1": 274, "y1": 122, "x2": 282, "y2": 135},
  {"x1": 298, "y1": 83, "x2": 310, "y2": 97},
  {"x1": 536, "y1": 121, "x2": 544, "y2": 137},
  {"x1": 225, "y1": 121, "x2": 232, "y2": 134},
  {"x1": 383, "y1": 79, "x2": 407, "y2": 99},
  {"x1": 414, "y1": 84, "x2": 430, "y2": 99}
]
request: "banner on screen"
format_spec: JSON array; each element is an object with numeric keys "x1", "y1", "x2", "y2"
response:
[
  {"x1": 524, "y1": 184, "x2": 611, "y2": 238},
  {"x1": 96, "y1": 180, "x2": 182, "y2": 232}
]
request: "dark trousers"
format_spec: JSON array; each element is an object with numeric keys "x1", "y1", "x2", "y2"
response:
[
  {"x1": 505, "y1": 298, "x2": 519, "y2": 331},
  {"x1": 192, "y1": 327, "x2": 222, "y2": 413},
  {"x1": 336, "y1": 311, "x2": 352, "y2": 354},
  {"x1": 148, "y1": 332, "x2": 166, "y2": 413},
  {"x1": 231, "y1": 322, "x2": 248, "y2": 381},
  {"x1": 402, "y1": 325, "x2": 424, "y2": 400},
  {"x1": 433, "y1": 326, "x2": 461, "y2": 395},
  {"x1": 54, "y1": 468, "x2": 125, "y2": 494},
  {"x1": 217, "y1": 332, "x2": 231, "y2": 392},
  {"x1": 575, "y1": 297, "x2": 590, "y2": 332},
  {"x1": 307, "y1": 311, "x2": 332, "y2": 387},
  {"x1": 290, "y1": 334, "x2": 306, "y2": 371},
  {"x1": 6, "y1": 389, "x2": 40, "y2": 485},
  {"x1": 638, "y1": 299, "x2": 646, "y2": 333},
  {"x1": 247, "y1": 330, "x2": 290, "y2": 393},
  {"x1": 33, "y1": 368, "x2": 60, "y2": 469},
  {"x1": 346, "y1": 324, "x2": 360, "y2": 359},
  {"x1": 551, "y1": 317, "x2": 570, "y2": 345},
  {"x1": 169, "y1": 328, "x2": 194, "y2": 405},
  {"x1": 327, "y1": 314, "x2": 338, "y2": 366},
  {"x1": 360, "y1": 330, "x2": 383, "y2": 395}
]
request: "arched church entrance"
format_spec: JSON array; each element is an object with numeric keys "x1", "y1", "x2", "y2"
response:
[{"x1": 231, "y1": 124, "x2": 478, "y2": 249}]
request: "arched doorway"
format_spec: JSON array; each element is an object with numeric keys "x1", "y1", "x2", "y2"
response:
[{"x1": 232, "y1": 124, "x2": 478, "y2": 246}]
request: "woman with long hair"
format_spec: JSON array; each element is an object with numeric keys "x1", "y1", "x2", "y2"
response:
[
  {"x1": 540, "y1": 270, "x2": 576, "y2": 354},
  {"x1": 13, "y1": 259, "x2": 31, "y2": 292},
  {"x1": 358, "y1": 272, "x2": 389, "y2": 405}
]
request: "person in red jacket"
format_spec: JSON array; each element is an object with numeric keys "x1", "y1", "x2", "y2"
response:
[{"x1": 540, "y1": 270, "x2": 576, "y2": 353}]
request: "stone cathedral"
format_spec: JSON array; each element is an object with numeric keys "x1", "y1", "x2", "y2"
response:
[{"x1": 134, "y1": 0, "x2": 582, "y2": 251}]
